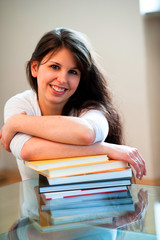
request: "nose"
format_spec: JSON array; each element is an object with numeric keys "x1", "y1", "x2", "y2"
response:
[{"x1": 57, "y1": 71, "x2": 68, "y2": 84}]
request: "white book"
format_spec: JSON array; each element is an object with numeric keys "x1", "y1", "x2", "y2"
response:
[
  {"x1": 47, "y1": 168, "x2": 132, "y2": 185},
  {"x1": 40, "y1": 161, "x2": 129, "y2": 178}
]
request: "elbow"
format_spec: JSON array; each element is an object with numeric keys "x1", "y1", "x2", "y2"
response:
[
  {"x1": 21, "y1": 147, "x2": 30, "y2": 161},
  {"x1": 21, "y1": 142, "x2": 33, "y2": 161},
  {"x1": 20, "y1": 137, "x2": 38, "y2": 160},
  {"x1": 80, "y1": 129, "x2": 95, "y2": 146}
]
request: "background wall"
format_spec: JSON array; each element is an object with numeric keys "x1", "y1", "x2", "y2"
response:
[{"x1": 0, "y1": 0, "x2": 159, "y2": 184}]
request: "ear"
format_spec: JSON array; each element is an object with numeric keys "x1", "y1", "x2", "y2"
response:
[{"x1": 31, "y1": 61, "x2": 38, "y2": 78}]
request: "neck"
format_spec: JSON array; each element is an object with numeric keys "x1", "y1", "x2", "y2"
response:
[
  {"x1": 38, "y1": 99, "x2": 63, "y2": 116},
  {"x1": 41, "y1": 105, "x2": 63, "y2": 116}
]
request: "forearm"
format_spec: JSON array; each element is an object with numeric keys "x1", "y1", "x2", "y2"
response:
[
  {"x1": 21, "y1": 137, "x2": 146, "y2": 180},
  {"x1": 10, "y1": 114, "x2": 95, "y2": 145},
  {"x1": 21, "y1": 137, "x2": 107, "y2": 160}
]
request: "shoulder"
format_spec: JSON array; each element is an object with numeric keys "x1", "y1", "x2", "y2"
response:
[
  {"x1": 5, "y1": 89, "x2": 36, "y2": 104},
  {"x1": 79, "y1": 109, "x2": 106, "y2": 119},
  {"x1": 4, "y1": 89, "x2": 41, "y2": 121}
]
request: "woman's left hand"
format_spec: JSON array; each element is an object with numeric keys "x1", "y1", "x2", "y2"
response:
[{"x1": 104, "y1": 143, "x2": 147, "y2": 180}]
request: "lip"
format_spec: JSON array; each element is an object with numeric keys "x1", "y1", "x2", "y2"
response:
[{"x1": 49, "y1": 84, "x2": 68, "y2": 95}]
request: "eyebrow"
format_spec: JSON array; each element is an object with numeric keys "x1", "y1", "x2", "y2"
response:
[{"x1": 49, "y1": 61, "x2": 79, "y2": 70}]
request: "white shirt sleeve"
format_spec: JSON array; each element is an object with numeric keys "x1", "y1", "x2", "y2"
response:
[
  {"x1": 79, "y1": 109, "x2": 109, "y2": 143},
  {"x1": 4, "y1": 90, "x2": 41, "y2": 160}
]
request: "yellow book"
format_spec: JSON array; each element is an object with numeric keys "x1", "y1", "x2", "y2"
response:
[{"x1": 24, "y1": 155, "x2": 108, "y2": 171}]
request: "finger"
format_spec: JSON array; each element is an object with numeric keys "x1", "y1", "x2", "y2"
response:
[
  {"x1": 1, "y1": 138, "x2": 11, "y2": 152},
  {"x1": 130, "y1": 149, "x2": 146, "y2": 179},
  {"x1": 135, "y1": 153, "x2": 146, "y2": 178},
  {"x1": 128, "y1": 153, "x2": 141, "y2": 179},
  {"x1": 130, "y1": 155, "x2": 143, "y2": 180},
  {"x1": 3, "y1": 144, "x2": 11, "y2": 152},
  {"x1": 5, "y1": 143, "x2": 11, "y2": 152},
  {"x1": 4, "y1": 140, "x2": 11, "y2": 152},
  {"x1": 1, "y1": 137, "x2": 4, "y2": 147},
  {"x1": 137, "y1": 152, "x2": 147, "y2": 176},
  {"x1": 21, "y1": 111, "x2": 27, "y2": 115},
  {"x1": 134, "y1": 156, "x2": 144, "y2": 179}
]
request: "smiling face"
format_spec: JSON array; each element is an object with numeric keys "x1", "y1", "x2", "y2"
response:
[{"x1": 31, "y1": 48, "x2": 81, "y2": 115}]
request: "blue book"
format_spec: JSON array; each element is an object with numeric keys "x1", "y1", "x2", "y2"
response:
[
  {"x1": 42, "y1": 168, "x2": 132, "y2": 185},
  {"x1": 39, "y1": 174, "x2": 131, "y2": 193}
]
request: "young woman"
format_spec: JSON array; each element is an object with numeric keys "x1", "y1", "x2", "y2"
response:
[{"x1": 0, "y1": 28, "x2": 146, "y2": 181}]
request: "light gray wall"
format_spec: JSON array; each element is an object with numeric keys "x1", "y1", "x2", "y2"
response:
[
  {"x1": 0, "y1": 0, "x2": 159, "y2": 180},
  {"x1": 143, "y1": 15, "x2": 160, "y2": 180}
]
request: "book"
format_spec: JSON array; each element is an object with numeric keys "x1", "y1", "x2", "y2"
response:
[
  {"x1": 24, "y1": 154, "x2": 108, "y2": 171},
  {"x1": 38, "y1": 161, "x2": 129, "y2": 179},
  {"x1": 39, "y1": 174, "x2": 131, "y2": 193},
  {"x1": 42, "y1": 186, "x2": 128, "y2": 200},
  {"x1": 46, "y1": 168, "x2": 132, "y2": 185}
]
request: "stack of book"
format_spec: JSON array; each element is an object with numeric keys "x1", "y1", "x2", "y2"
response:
[{"x1": 24, "y1": 155, "x2": 134, "y2": 231}]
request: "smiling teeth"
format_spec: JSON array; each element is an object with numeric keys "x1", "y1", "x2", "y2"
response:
[{"x1": 52, "y1": 85, "x2": 65, "y2": 92}]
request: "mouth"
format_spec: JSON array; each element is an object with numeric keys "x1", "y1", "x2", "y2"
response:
[{"x1": 50, "y1": 85, "x2": 68, "y2": 94}]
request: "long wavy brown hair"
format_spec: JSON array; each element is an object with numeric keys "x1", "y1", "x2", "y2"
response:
[{"x1": 26, "y1": 28, "x2": 123, "y2": 144}]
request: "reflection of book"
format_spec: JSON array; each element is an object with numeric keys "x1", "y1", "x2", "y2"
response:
[
  {"x1": 51, "y1": 204, "x2": 135, "y2": 217},
  {"x1": 155, "y1": 202, "x2": 160, "y2": 240},
  {"x1": 41, "y1": 190, "x2": 132, "y2": 207},
  {"x1": 39, "y1": 161, "x2": 129, "y2": 179},
  {"x1": 46, "y1": 168, "x2": 132, "y2": 185},
  {"x1": 33, "y1": 187, "x2": 135, "y2": 231},
  {"x1": 24, "y1": 155, "x2": 108, "y2": 171},
  {"x1": 50, "y1": 203, "x2": 135, "y2": 225},
  {"x1": 33, "y1": 186, "x2": 53, "y2": 227},
  {"x1": 41, "y1": 195, "x2": 133, "y2": 211},
  {"x1": 39, "y1": 174, "x2": 131, "y2": 193},
  {"x1": 32, "y1": 187, "x2": 115, "y2": 232},
  {"x1": 42, "y1": 186, "x2": 128, "y2": 200},
  {"x1": 31, "y1": 215, "x2": 114, "y2": 232}
]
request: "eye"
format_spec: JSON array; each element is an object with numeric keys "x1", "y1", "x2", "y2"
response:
[
  {"x1": 69, "y1": 69, "x2": 78, "y2": 75},
  {"x1": 51, "y1": 65, "x2": 59, "y2": 70}
]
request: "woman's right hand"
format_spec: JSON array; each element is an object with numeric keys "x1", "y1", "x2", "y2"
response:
[
  {"x1": 0, "y1": 112, "x2": 27, "y2": 152},
  {"x1": 0, "y1": 117, "x2": 16, "y2": 152}
]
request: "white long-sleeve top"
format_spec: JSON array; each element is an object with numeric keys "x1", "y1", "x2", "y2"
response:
[{"x1": 4, "y1": 89, "x2": 109, "y2": 180}]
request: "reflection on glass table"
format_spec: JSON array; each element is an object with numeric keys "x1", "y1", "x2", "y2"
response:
[{"x1": 0, "y1": 178, "x2": 159, "y2": 240}]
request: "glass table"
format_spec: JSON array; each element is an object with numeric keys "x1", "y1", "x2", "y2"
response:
[{"x1": 0, "y1": 178, "x2": 159, "y2": 240}]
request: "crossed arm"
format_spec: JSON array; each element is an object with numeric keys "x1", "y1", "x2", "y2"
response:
[
  {"x1": 1, "y1": 113, "x2": 96, "y2": 147},
  {"x1": 0, "y1": 113, "x2": 146, "y2": 180}
]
